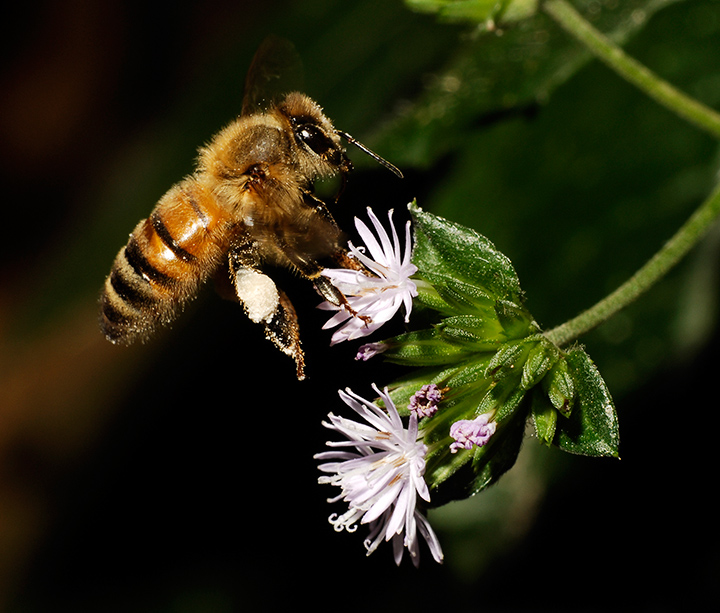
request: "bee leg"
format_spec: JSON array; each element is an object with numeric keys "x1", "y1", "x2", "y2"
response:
[
  {"x1": 228, "y1": 251, "x2": 305, "y2": 380},
  {"x1": 313, "y1": 274, "x2": 372, "y2": 326},
  {"x1": 264, "y1": 288, "x2": 305, "y2": 380},
  {"x1": 279, "y1": 242, "x2": 373, "y2": 328},
  {"x1": 301, "y1": 189, "x2": 339, "y2": 228}
]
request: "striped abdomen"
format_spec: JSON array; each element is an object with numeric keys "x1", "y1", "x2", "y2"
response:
[{"x1": 100, "y1": 176, "x2": 232, "y2": 344}]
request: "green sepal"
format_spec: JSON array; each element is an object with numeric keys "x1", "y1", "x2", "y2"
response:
[
  {"x1": 531, "y1": 389, "x2": 558, "y2": 446},
  {"x1": 419, "y1": 274, "x2": 498, "y2": 316},
  {"x1": 495, "y1": 299, "x2": 537, "y2": 338},
  {"x1": 542, "y1": 356, "x2": 575, "y2": 416},
  {"x1": 380, "y1": 327, "x2": 478, "y2": 366},
  {"x1": 436, "y1": 314, "x2": 507, "y2": 350},
  {"x1": 485, "y1": 340, "x2": 530, "y2": 381},
  {"x1": 553, "y1": 348, "x2": 620, "y2": 458},
  {"x1": 414, "y1": 278, "x2": 457, "y2": 313},
  {"x1": 479, "y1": 377, "x2": 527, "y2": 423},
  {"x1": 521, "y1": 337, "x2": 560, "y2": 390}
]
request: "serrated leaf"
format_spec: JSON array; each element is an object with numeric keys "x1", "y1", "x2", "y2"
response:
[
  {"x1": 410, "y1": 202, "x2": 524, "y2": 305},
  {"x1": 553, "y1": 348, "x2": 619, "y2": 458}
]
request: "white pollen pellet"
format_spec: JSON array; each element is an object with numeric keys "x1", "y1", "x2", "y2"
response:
[{"x1": 233, "y1": 268, "x2": 280, "y2": 323}]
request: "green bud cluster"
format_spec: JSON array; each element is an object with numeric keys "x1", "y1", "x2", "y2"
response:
[{"x1": 379, "y1": 203, "x2": 619, "y2": 507}]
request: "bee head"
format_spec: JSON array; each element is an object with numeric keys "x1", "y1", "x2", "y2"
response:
[{"x1": 278, "y1": 92, "x2": 403, "y2": 180}]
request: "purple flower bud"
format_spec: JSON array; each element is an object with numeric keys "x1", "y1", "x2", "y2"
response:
[
  {"x1": 449, "y1": 414, "x2": 497, "y2": 453},
  {"x1": 355, "y1": 342, "x2": 388, "y2": 361},
  {"x1": 408, "y1": 384, "x2": 444, "y2": 418}
]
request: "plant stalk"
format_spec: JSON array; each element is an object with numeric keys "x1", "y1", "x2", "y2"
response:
[
  {"x1": 542, "y1": 0, "x2": 720, "y2": 140},
  {"x1": 541, "y1": 0, "x2": 720, "y2": 345},
  {"x1": 546, "y1": 180, "x2": 720, "y2": 347}
]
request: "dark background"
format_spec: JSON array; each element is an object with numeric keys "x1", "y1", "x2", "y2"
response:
[{"x1": 0, "y1": 0, "x2": 718, "y2": 610}]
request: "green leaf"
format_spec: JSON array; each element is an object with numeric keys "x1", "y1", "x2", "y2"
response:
[
  {"x1": 531, "y1": 389, "x2": 558, "y2": 446},
  {"x1": 409, "y1": 202, "x2": 524, "y2": 305},
  {"x1": 405, "y1": 0, "x2": 538, "y2": 25},
  {"x1": 406, "y1": 0, "x2": 500, "y2": 22},
  {"x1": 378, "y1": 1, "x2": 682, "y2": 170},
  {"x1": 553, "y1": 348, "x2": 620, "y2": 458}
]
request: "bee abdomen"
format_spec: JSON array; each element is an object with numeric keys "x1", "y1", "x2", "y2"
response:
[{"x1": 100, "y1": 177, "x2": 230, "y2": 344}]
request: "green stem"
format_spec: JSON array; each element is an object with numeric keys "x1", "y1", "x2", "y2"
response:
[
  {"x1": 541, "y1": 0, "x2": 720, "y2": 346},
  {"x1": 542, "y1": 0, "x2": 720, "y2": 140},
  {"x1": 546, "y1": 180, "x2": 720, "y2": 347}
]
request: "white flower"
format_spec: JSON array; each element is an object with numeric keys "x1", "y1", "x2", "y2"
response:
[
  {"x1": 319, "y1": 207, "x2": 418, "y2": 345},
  {"x1": 315, "y1": 384, "x2": 444, "y2": 566}
]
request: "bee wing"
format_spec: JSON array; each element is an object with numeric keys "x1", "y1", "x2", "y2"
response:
[{"x1": 241, "y1": 35, "x2": 305, "y2": 116}]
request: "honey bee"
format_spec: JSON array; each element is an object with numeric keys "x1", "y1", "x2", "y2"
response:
[{"x1": 99, "y1": 37, "x2": 402, "y2": 380}]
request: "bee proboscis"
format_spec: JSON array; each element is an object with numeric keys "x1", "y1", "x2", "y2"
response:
[{"x1": 99, "y1": 38, "x2": 402, "y2": 380}]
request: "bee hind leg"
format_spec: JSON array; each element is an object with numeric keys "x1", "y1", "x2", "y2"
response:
[
  {"x1": 263, "y1": 289, "x2": 306, "y2": 381},
  {"x1": 229, "y1": 254, "x2": 306, "y2": 381}
]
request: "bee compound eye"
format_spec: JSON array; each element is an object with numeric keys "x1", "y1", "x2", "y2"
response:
[{"x1": 296, "y1": 123, "x2": 334, "y2": 157}]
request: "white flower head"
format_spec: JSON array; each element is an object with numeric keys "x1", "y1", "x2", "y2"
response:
[
  {"x1": 315, "y1": 384, "x2": 444, "y2": 566},
  {"x1": 318, "y1": 207, "x2": 418, "y2": 345}
]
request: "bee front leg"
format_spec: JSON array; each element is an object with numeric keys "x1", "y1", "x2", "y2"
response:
[
  {"x1": 313, "y1": 273, "x2": 372, "y2": 326},
  {"x1": 228, "y1": 250, "x2": 306, "y2": 381},
  {"x1": 276, "y1": 239, "x2": 372, "y2": 328}
]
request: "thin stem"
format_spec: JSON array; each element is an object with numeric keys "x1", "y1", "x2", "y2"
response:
[
  {"x1": 540, "y1": 0, "x2": 720, "y2": 345},
  {"x1": 542, "y1": 0, "x2": 720, "y2": 140},
  {"x1": 545, "y1": 181, "x2": 720, "y2": 347}
]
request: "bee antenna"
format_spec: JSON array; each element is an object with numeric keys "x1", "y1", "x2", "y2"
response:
[{"x1": 337, "y1": 131, "x2": 404, "y2": 179}]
